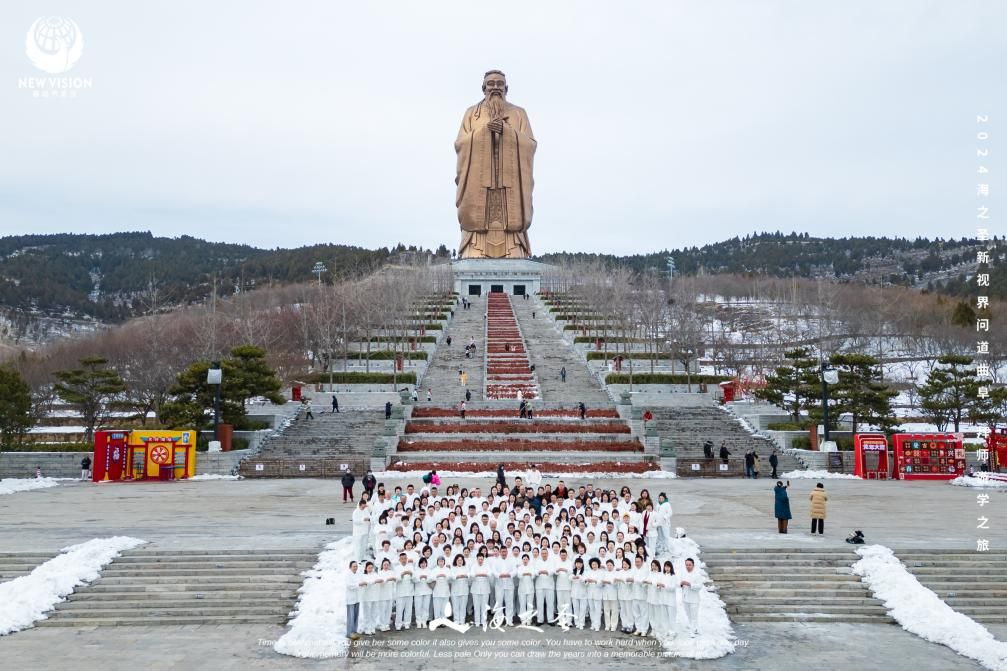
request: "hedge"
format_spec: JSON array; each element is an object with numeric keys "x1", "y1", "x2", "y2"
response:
[
  {"x1": 345, "y1": 351, "x2": 428, "y2": 360},
  {"x1": 4, "y1": 442, "x2": 91, "y2": 452},
  {"x1": 406, "y1": 323, "x2": 443, "y2": 330},
  {"x1": 604, "y1": 373, "x2": 731, "y2": 384},
  {"x1": 564, "y1": 324, "x2": 619, "y2": 331},
  {"x1": 554, "y1": 314, "x2": 608, "y2": 321},
  {"x1": 766, "y1": 421, "x2": 813, "y2": 431},
  {"x1": 304, "y1": 372, "x2": 417, "y2": 384},
  {"x1": 587, "y1": 352, "x2": 671, "y2": 360},
  {"x1": 574, "y1": 336, "x2": 647, "y2": 344},
  {"x1": 369, "y1": 336, "x2": 437, "y2": 343},
  {"x1": 791, "y1": 436, "x2": 855, "y2": 451}
]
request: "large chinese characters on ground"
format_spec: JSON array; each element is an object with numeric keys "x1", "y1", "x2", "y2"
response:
[{"x1": 455, "y1": 70, "x2": 536, "y2": 259}]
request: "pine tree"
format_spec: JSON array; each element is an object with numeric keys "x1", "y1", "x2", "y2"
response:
[
  {"x1": 825, "y1": 353, "x2": 898, "y2": 434},
  {"x1": 0, "y1": 367, "x2": 32, "y2": 449},
  {"x1": 53, "y1": 357, "x2": 127, "y2": 442},
  {"x1": 919, "y1": 354, "x2": 979, "y2": 432},
  {"x1": 161, "y1": 345, "x2": 286, "y2": 429},
  {"x1": 754, "y1": 348, "x2": 820, "y2": 422}
]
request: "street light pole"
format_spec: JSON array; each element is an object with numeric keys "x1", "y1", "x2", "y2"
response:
[
  {"x1": 207, "y1": 361, "x2": 223, "y2": 443},
  {"x1": 821, "y1": 365, "x2": 839, "y2": 443}
]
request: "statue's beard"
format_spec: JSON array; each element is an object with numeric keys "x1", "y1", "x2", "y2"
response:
[{"x1": 484, "y1": 91, "x2": 505, "y2": 119}]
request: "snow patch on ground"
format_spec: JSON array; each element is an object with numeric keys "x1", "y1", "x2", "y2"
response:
[
  {"x1": 373, "y1": 470, "x2": 675, "y2": 480},
  {"x1": 781, "y1": 469, "x2": 860, "y2": 480},
  {"x1": 0, "y1": 536, "x2": 146, "y2": 635},
  {"x1": 852, "y1": 545, "x2": 1007, "y2": 671},
  {"x1": 0, "y1": 478, "x2": 61, "y2": 496},
  {"x1": 274, "y1": 537, "x2": 353, "y2": 658},
  {"x1": 187, "y1": 474, "x2": 242, "y2": 481},
  {"x1": 652, "y1": 534, "x2": 735, "y2": 659},
  {"x1": 950, "y1": 476, "x2": 1007, "y2": 488}
]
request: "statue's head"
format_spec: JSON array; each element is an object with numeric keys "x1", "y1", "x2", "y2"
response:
[{"x1": 482, "y1": 70, "x2": 507, "y2": 99}]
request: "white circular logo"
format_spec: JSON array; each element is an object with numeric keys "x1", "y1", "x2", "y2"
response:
[{"x1": 25, "y1": 16, "x2": 84, "y2": 74}]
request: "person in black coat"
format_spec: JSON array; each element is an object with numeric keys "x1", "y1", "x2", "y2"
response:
[
  {"x1": 341, "y1": 470, "x2": 355, "y2": 502},
  {"x1": 363, "y1": 470, "x2": 377, "y2": 498},
  {"x1": 703, "y1": 440, "x2": 714, "y2": 459},
  {"x1": 744, "y1": 450, "x2": 755, "y2": 478},
  {"x1": 496, "y1": 464, "x2": 507, "y2": 488},
  {"x1": 719, "y1": 443, "x2": 731, "y2": 465},
  {"x1": 384, "y1": 402, "x2": 393, "y2": 420},
  {"x1": 769, "y1": 450, "x2": 779, "y2": 479}
]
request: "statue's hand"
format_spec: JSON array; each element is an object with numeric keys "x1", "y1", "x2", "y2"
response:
[{"x1": 487, "y1": 119, "x2": 503, "y2": 134}]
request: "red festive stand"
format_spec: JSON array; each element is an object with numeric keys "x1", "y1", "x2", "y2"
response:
[
  {"x1": 853, "y1": 433, "x2": 889, "y2": 479},
  {"x1": 92, "y1": 430, "x2": 197, "y2": 482},
  {"x1": 892, "y1": 433, "x2": 966, "y2": 480},
  {"x1": 986, "y1": 428, "x2": 1007, "y2": 471},
  {"x1": 92, "y1": 431, "x2": 129, "y2": 482}
]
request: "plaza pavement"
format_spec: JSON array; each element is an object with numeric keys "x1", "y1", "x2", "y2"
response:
[{"x1": 0, "y1": 475, "x2": 1003, "y2": 670}]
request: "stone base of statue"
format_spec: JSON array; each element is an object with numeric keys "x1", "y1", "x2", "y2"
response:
[{"x1": 452, "y1": 258, "x2": 554, "y2": 297}]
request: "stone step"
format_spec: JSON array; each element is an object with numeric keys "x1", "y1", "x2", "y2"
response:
[
  {"x1": 37, "y1": 615, "x2": 286, "y2": 627},
  {"x1": 723, "y1": 604, "x2": 884, "y2": 615},
  {"x1": 719, "y1": 596, "x2": 884, "y2": 606},
  {"x1": 730, "y1": 613, "x2": 895, "y2": 624},
  {"x1": 92, "y1": 575, "x2": 303, "y2": 585},
  {"x1": 392, "y1": 451, "x2": 653, "y2": 463},
  {"x1": 112, "y1": 555, "x2": 314, "y2": 564},
  {"x1": 52, "y1": 605, "x2": 290, "y2": 617},
  {"x1": 81, "y1": 583, "x2": 298, "y2": 593},
  {"x1": 126, "y1": 550, "x2": 316, "y2": 557},
  {"x1": 719, "y1": 587, "x2": 876, "y2": 597},
  {"x1": 100, "y1": 567, "x2": 310, "y2": 577},
  {"x1": 67, "y1": 589, "x2": 297, "y2": 601}
]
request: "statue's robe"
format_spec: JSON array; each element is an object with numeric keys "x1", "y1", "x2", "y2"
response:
[{"x1": 455, "y1": 99, "x2": 536, "y2": 258}]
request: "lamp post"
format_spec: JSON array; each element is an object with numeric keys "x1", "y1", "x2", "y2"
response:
[
  {"x1": 821, "y1": 364, "x2": 839, "y2": 442},
  {"x1": 207, "y1": 361, "x2": 223, "y2": 442}
]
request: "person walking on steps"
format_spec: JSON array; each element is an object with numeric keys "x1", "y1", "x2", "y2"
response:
[
  {"x1": 809, "y1": 483, "x2": 827, "y2": 535},
  {"x1": 769, "y1": 449, "x2": 779, "y2": 478},
  {"x1": 460, "y1": 400, "x2": 467, "y2": 419},
  {"x1": 560, "y1": 367, "x2": 567, "y2": 383},
  {"x1": 332, "y1": 395, "x2": 340, "y2": 413},
  {"x1": 465, "y1": 388, "x2": 472, "y2": 402},
  {"x1": 579, "y1": 402, "x2": 587, "y2": 420},
  {"x1": 775, "y1": 480, "x2": 792, "y2": 533},
  {"x1": 447, "y1": 335, "x2": 452, "y2": 347},
  {"x1": 303, "y1": 398, "x2": 314, "y2": 420},
  {"x1": 385, "y1": 401, "x2": 393, "y2": 420}
]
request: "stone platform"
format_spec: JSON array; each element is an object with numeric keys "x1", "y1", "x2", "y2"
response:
[{"x1": 452, "y1": 258, "x2": 553, "y2": 296}]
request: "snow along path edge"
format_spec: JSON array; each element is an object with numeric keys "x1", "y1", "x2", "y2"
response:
[
  {"x1": 274, "y1": 536, "x2": 354, "y2": 659},
  {"x1": 653, "y1": 532, "x2": 736, "y2": 659},
  {"x1": 852, "y1": 544, "x2": 1007, "y2": 671},
  {"x1": 0, "y1": 536, "x2": 147, "y2": 635},
  {"x1": 0, "y1": 477, "x2": 61, "y2": 496}
]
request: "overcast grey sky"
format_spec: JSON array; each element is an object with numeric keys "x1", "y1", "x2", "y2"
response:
[{"x1": 1, "y1": 1, "x2": 1004, "y2": 255}]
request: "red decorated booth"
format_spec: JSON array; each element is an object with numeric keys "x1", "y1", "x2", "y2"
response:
[
  {"x1": 892, "y1": 433, "x2": 966, "y2": 480},
  {"x1": 986, "y1": 428, "x2": 1007, "y2": 471},
  {"x1": 853, "y1": 433, "x2": 889, "y2": 479},
  {"x1": 92, "y1": 430, "x2": 197, "y2": 482}
]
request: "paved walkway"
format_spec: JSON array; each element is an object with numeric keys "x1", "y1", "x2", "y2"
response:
[
  {"x1": 0, "y1": 621, "x2": 989, "y2": 670},
  {"x1": 0, "y1": 477, "x2": 1003, "y2": 669}
]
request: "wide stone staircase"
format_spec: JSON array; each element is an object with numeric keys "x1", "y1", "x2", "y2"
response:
[
  {"x1": 898, "y1": 550, "x2": 1007, "y2": 623},
  {"x1": 513, "y1": 296, "x2": 610, "y2": 406},
  {"x1": 239, "y1": 408, "x2": 385, "y2": 477},
  {"x1": 652, "y1": 405, "x2": 802, "y2": 475},
  {"x1": 419, "y1": 295, "x2": 486, "y2": 403},
  {"x1": 704, "y1": 548, "x2": 894, "y2": 623},
  {"x1": 0, "y1": 551, "x2": 53, "y2": 582},
  {"x1": 40, "y1": 547, "x2": 317, "y2": 626},
  {"x1": 389, "y1": 403, "x2": 657, "y2": 473}
]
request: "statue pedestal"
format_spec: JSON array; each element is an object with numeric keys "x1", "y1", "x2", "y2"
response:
[{"x1": 452, "y1": 258, "x2": 554, "y2": 297}]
